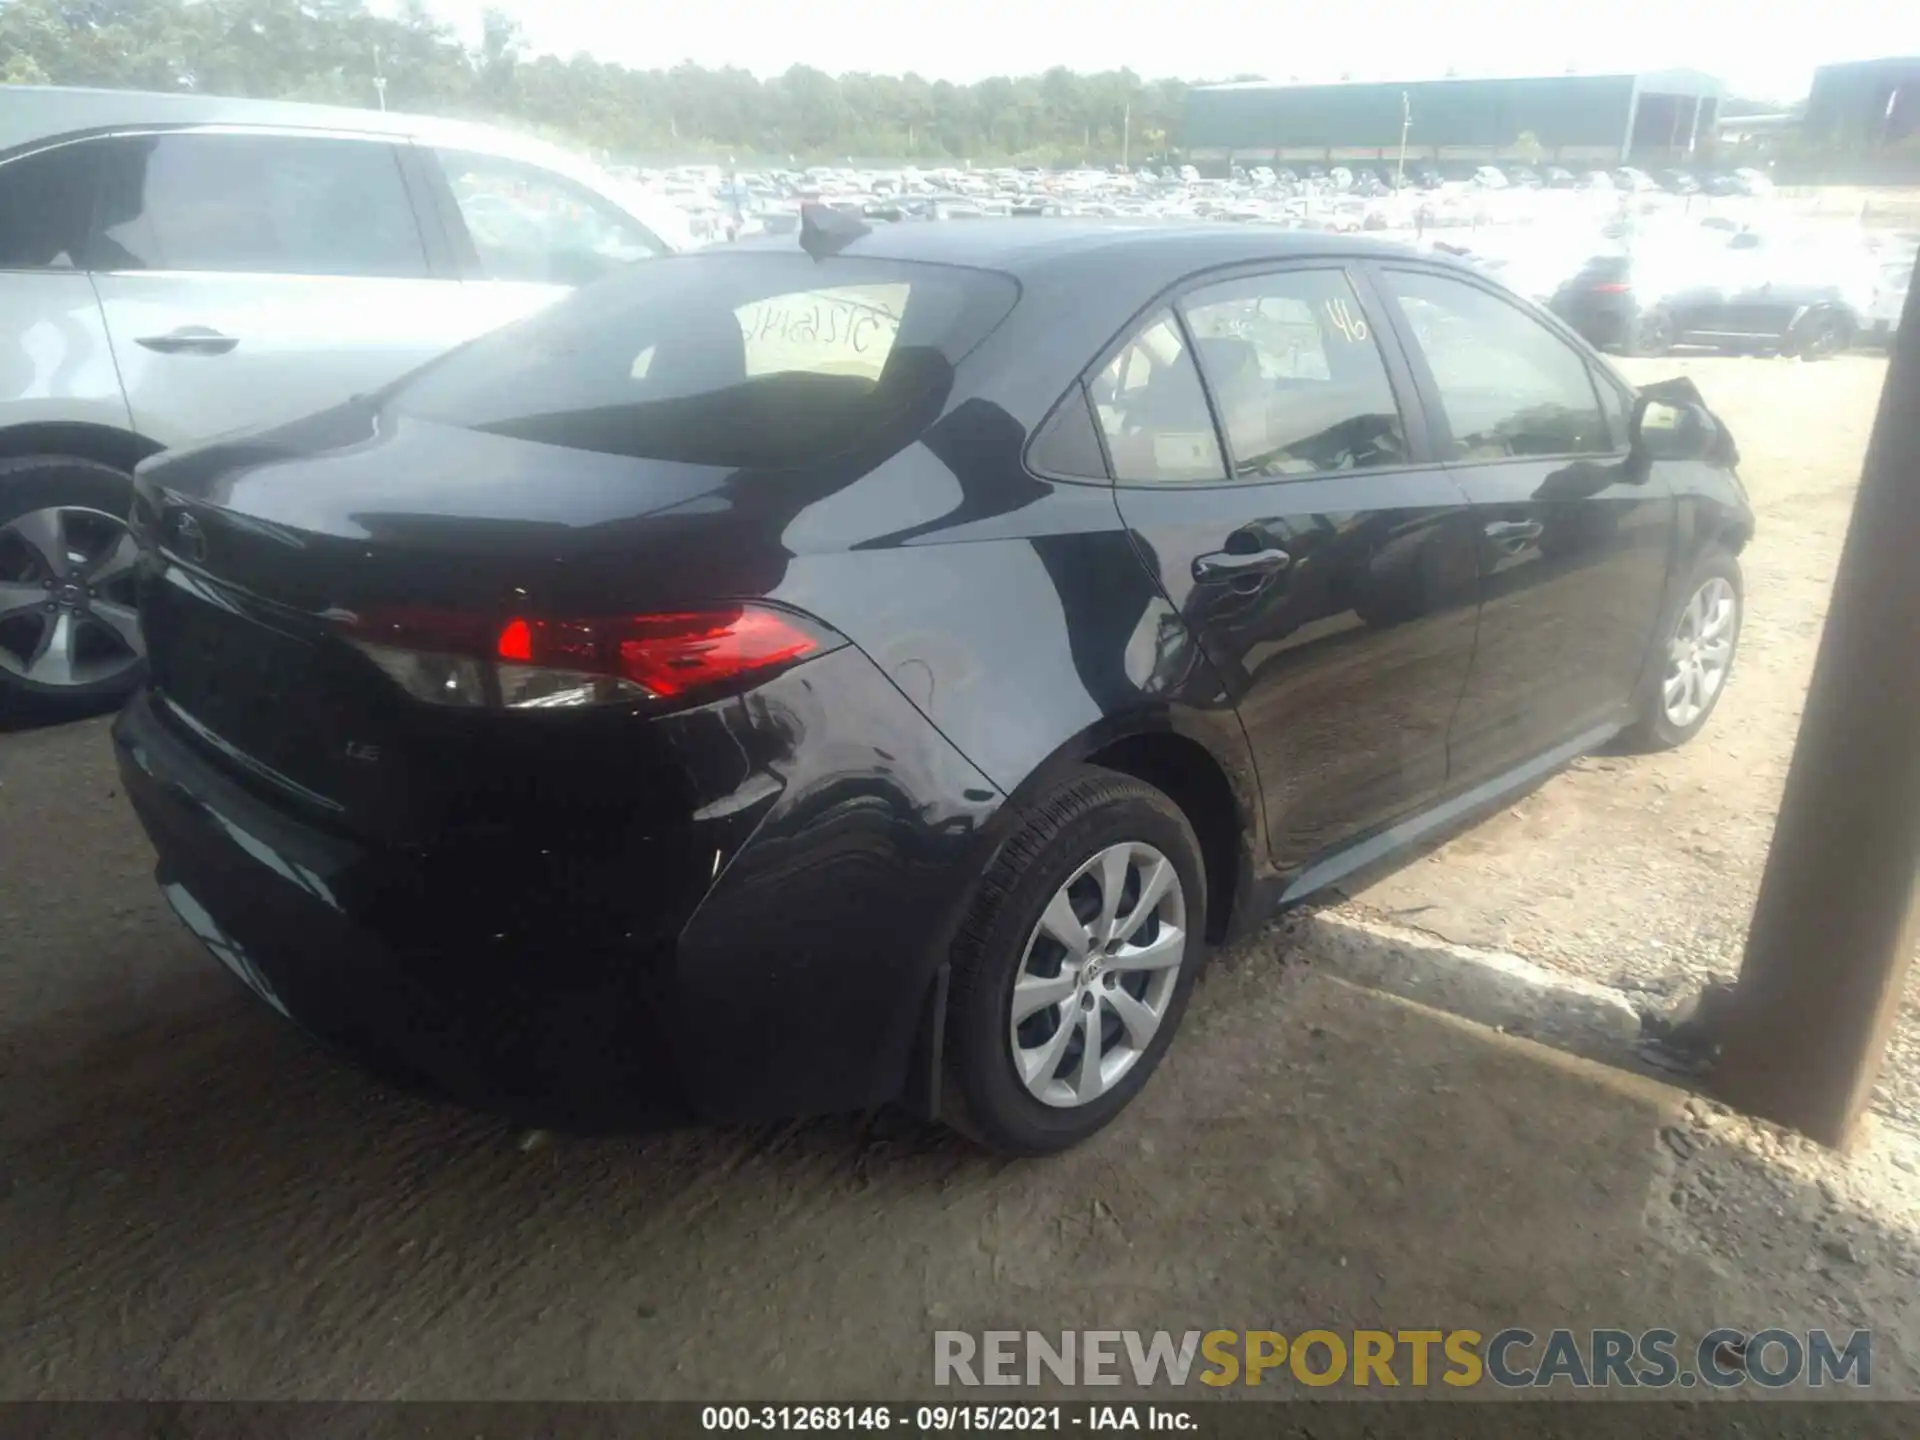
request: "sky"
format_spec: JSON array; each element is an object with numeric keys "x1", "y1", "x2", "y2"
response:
[{"x1": 382, "y1": 0, "x2": 1920, "y2": 102}]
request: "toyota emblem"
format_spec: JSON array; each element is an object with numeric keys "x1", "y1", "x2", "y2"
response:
[{"x1": 172, "y1": 511, "x2": 208, "y2": 563}]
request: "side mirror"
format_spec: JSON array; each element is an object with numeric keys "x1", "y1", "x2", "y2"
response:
[
  {"x1": 1630, "y1": 377, "x2": 1740, "y2": 467},
  {"x1": 1633, "y1": 398, "x2": 1716, "y2": 460}
]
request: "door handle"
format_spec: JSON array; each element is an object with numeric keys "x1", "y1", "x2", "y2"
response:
[
  {"x1": 1483, "y1": 519, "x2": 1544, "y2": 548},
  {"x1": 1193, "y1": 547, "x2": 1292, "y2": 584},
  {"x1": 135, "y1": 327, "x2": 239, "y2": 356}
]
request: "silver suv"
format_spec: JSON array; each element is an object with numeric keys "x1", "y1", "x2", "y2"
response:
[{"x1": 0, "y1": 85, "x2": 689, "y2": 715}]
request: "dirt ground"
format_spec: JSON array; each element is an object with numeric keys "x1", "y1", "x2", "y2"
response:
[
  {"x1": 5, "y1": 351, "x2": 1920, "y2": 1404},
  {"x1": 1339, "y1": 353, "x2": 1920, "y2": 1125}
]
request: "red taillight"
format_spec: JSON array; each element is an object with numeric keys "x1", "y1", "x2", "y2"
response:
[
  {"x1": 493, "y1": 609, "x2": 822, "y2": 699},
  {"x1": 496, "y1": 616, "x2": 534, "y2": 663},
  {"x1": 1591, "y1": 282, "x2": 1631, "y2": 294},
  {"x1": 342, "y1": 603, "x2": 833, "y2": 709}
]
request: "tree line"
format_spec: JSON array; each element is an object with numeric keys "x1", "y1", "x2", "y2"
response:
[{"x1": 0, "y1": 0, "x2": 1196, "y2": 164}]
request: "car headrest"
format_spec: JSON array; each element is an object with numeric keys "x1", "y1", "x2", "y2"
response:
[{"x1": 1194, "y1": 336, "x2": 1259, "y2": 385}]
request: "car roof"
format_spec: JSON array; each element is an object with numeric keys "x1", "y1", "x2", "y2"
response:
[
  {"x1": 1, "y1": 84, "x2": 696, "y2": 252},
  {"x1": 739, "y1": 218, "x2": 1433, "y2": 280},
  {"x1": 0, "y1": 84, "x2": 626, "y2": 186}
]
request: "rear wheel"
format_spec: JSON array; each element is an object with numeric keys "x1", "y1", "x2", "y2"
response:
[
  {"x1": 1790, "y1": 310, "x2": 1850, "y2": 360},
  {"x1": 0, "y1": 457, "x2": 145, "y2": 720},
  {"x1": 1626, "y1": 307, "x2": 1675, "y2": 357},
  {"x1": 1619, "y1": 547, "x2": 1742, "y2": 752},
  {"x1": 943, "y1": 767, "x2": 1206, "y2": 1155}
]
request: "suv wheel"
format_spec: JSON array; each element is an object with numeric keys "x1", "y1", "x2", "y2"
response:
[
  {"x1": 1628, "y1": 307, "x2": 1675, "y2": 357},
  {"x1": 0, "y1": 457, "x2": 145, "y2": 718},
  {"x1": 1791, "y1": 311, "x2": 1850, "y2": 360},
  {"x1": 942, "y1": 767, "x2": 1207, "y2": 1155}
]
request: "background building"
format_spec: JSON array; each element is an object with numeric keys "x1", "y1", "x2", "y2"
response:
[
  {"x1": 1803, "y1": 57, "x2": 1920, "y2": 151},
  {"x1": 1182, "y1": 72, "x2": 1724, "y2": 170}
]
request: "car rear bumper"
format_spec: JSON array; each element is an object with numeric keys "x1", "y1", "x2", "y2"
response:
[
  {"x1": 115, "y1": 644, "x2": 1005, "y2": 1129},
  {"x1": 117, "y1": 683, "x2": 702, "y2": 1126}
]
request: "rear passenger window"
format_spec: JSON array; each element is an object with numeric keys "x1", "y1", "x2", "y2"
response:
[
  {"x1": 1381, "y1": 268, "x2": 1608, "y2": 459},
  {"x1": 1028, "y1": 385, "x2": 1110, "y2": 480},
  {"x1": 0, "y1": 142, "x2": 103, "y2": 270},
  {"x1": 1090, "y1": 312, "x2": 1227, "y2": 484},
  {"x1": 94, "y1": 134, "x2": 428, "y2": 278},
  {"x1": 1181, "y1": 269, "x2": 1408, "y2": 478}
]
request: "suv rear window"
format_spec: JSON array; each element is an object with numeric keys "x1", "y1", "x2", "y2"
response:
[{"x1": 388, "y1": 252, "x2": 1018, "y2": 468}]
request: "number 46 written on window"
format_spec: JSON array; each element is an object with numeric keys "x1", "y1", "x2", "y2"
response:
[{"x1": 1324, "y1": 297, "x2": 1370, "y2": 344}]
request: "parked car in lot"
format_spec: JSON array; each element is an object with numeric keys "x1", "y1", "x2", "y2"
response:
[
  {"x1": 0, "y1": 85, "x2": 688, "y2": 716},
  {"x1": 1549, "y1": 231, "x2": 1863, "y2": 357},
  {"x1": 1865, "y1": 251, "x2": 1914, "y2": 345},
  {"x1": 115, "y1": 216, "x2": 1751, "y2": 1153}
]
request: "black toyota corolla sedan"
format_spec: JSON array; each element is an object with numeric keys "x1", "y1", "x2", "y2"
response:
[{"x1": 115, "y1": 215, "x2": 1752, "y2": 1154}]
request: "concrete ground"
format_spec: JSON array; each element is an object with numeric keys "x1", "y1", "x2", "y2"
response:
[{"x1": 5, "y1": 354, "x2": 1920, "y2": 1404}]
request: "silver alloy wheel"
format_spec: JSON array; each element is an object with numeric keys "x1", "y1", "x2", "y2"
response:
[
  {"x1": 1009, "y1": 840, "x2": 1187, "y2": 1109},
  {"x1": 0, "y1": 505, "x2": 145, "y2": 688},
  {"x1": 1662, "y1": 574, "x2": 1737, "y2": 729}
]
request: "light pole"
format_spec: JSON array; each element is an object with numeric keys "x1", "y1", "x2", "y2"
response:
[
  {"x1": 373, "y1": 44, "x2": 387, "y2": 112},
  {"x1": 1396, "y1": 91, "x2": 1411, "y2": 188}
]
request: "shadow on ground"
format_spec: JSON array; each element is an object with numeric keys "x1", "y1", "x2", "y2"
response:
[{"x1": 4, "y1": 718, "x2": 1919, "y2": 1405}]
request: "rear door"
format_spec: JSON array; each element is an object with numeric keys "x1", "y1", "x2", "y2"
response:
[
  {"x1": 1370, "y1": 264, "x2": 1675, "y2": 786},
  {"x1": 1106, "y1": 263, "x2": 1481, "y2": 875},
  {"x1": 0, "y1": 138, "x2": 131, "y2": 434},
  {"x1": 88, "y1": 129, "x2": 479, "y2": 449}
]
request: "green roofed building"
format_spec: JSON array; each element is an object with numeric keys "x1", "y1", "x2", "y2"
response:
[{"x1": 1181, "y1": 71, "x2": 1725, "y2": 169}]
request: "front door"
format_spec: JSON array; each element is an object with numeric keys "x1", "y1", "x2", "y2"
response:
[
  {"x1": 1370, "y1": 264, "x2": 1675, "y2": 786},
  {"x1": 1103, "y1": 264, "x2": 1481, "y2": 875},
  {"x1": 88, "y1": 130, "x2": 485, "y2": 449}
]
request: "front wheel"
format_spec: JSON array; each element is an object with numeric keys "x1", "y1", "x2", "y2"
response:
[
  {"x1": 1620, "y1": 547, "x2": 1743, "y2": 752},
  {"x1": 943, "y1": 767, "x2": 1207, "y2": 1155}
]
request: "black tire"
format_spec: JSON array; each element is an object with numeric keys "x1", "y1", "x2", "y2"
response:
[
  {"x1": 0, "y1": 456, "x2": 143, "y2": 721},
  {"x1": 1625, "y1": 307, "x2": 1675, "y2": 358},
  {"x1": 1618, "y1": 546, "x2": 1743, "y2": 753},
  {"x1": 1790, "y1": 310, "x2": 1850, "y2": 361},
  {"x1": 942, "y1": 766, "x2": 1207, "y2": 1156}
]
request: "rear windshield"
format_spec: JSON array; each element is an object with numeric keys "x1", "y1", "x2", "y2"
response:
[{"x1": 388, "y1": 251, "x2": 1018, "y2": 468}]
